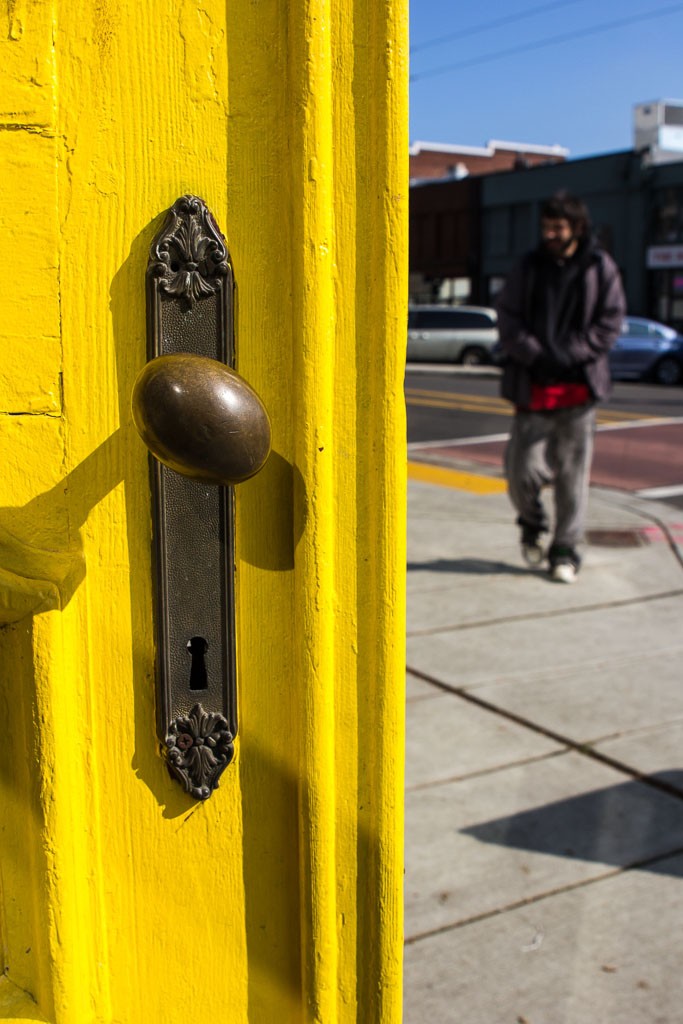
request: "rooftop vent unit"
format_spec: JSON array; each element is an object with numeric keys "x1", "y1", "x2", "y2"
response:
[{"x1": 634, "y1": 100, "x2": 683, "y2": 163}]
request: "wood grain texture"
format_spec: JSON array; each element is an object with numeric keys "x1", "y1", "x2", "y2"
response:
[{"x1": 0, "y1": 0, "x2": 408, "y2": 1019}]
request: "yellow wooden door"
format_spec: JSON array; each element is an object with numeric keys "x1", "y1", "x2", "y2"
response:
[{"x1": 0, "y1": 1, "x2": 407, "y2": 1021}]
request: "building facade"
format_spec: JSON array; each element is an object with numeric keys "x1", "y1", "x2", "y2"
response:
[
  {"x1": 481, "y1": 151, "x2": 683, "y2": 330},
  {"x1": 409, "y1": 176, "x2": 481, "y2": 304},
  {"x1": 410, "y1": 144, "x2": 683, "y2": 331}
]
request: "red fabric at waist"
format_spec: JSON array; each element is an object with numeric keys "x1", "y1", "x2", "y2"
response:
[{"x1": 527, "y1": 382, "x2": 590, "y2": 411}]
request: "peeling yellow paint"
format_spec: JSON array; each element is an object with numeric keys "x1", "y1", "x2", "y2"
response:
[
  {"x1": 6, "y1": 1, "x2": 25, "y2": 42},
  {"x1": 1, "y1": 1, "x2": 54, "y2": 126}
]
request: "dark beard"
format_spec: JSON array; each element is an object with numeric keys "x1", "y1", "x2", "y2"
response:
[{"x1": 544, "y1": 237, "x2": 575, "y2": 259}]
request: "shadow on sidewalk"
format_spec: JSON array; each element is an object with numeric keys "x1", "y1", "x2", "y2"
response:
[
  {"x1": 463, "y1": 772, "x2": 683, "y2": 877},
  {"x1": 408, "y1": 557, "x2": 530, "y2": 577}
]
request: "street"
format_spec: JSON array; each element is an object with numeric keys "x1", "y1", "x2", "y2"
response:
[{"x1": 406, "y1": 368, "x2": 683, "y2": 506}]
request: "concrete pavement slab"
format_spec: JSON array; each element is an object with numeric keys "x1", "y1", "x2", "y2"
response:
[
  {"x1": 404, "y1": 851, "x2": 683, "y2": 1024},
  {"x1": 405, "y1": 690, "x2": 562, "y2": 791},
  {"x1": 405, "y1": 750, "x2": 683, "y2": 940},
  {"x1": 407, "y1": 541, "x2": 683, "y2": 634},
  {"x1": 589, "y1": 485, "x2": 683, "y2": 529},
  {"x1": 406, "y1": 671, "x2": 439, "y2": 702},
  {"x1": 406, "y1": 594, "x2": 683, "y2": 691},
  {"x1": 470, "y1": 647, "x2": 683, "y2": 747},
  {"x1": 407, "y1": 483, "x2": 683, "y2": 632},
  {"x1": 408, "y1": 479, "x2": 683, "y2": 547},
  {"x1": 407, "y1": 511, "x2": 512, "y2": 585},
  {"x1": 404, "y1": 475, "x2": 683, "y2": 1020},
  {"x1": 590, "y1": 487, "x2": 683, "y2": 565},
  {"x1": 594, "y1": 721, "x2": 683, "y2": 793}
]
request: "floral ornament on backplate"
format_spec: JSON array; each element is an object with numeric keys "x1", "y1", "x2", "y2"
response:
[
  {"x1": 149, "y1": 194, "x2": 230, "y2": 307},
  {"x1": 165, "y1": 703, "x2": 235, "y2": 800}
]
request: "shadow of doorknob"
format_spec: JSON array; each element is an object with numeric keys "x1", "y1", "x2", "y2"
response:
[{"x1": 132, "y1": 352, "x2": 271, "y2": 485}]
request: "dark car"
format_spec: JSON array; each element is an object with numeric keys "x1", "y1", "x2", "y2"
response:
[
  {"x1": 609, "y1": 316, "x2": 683, "y2": 385},
  {"x1": 407, "y1": 305, "x2": 499, "y2": 365}
]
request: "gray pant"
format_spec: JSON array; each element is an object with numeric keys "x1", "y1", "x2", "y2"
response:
[{"x1": 505, "y1": 404, "x2": 597, "y2": 550}]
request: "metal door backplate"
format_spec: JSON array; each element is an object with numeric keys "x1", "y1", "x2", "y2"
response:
[{"x1": 146, "y1": 195, "x2": 237, "y2": 800}]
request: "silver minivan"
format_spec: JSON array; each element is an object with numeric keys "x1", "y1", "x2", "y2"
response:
[{"x1": 407, "y1": 304, "x2": 499, "y2": 365}]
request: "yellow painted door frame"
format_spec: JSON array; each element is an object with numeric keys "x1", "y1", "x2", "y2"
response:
[{"x1": 0, "y1": 1, "x2": 407, "y2": 1021}]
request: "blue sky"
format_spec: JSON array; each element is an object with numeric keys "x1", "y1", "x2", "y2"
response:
[{"x1": 409, "y1": 0, "x2": 683, "y2": 159}]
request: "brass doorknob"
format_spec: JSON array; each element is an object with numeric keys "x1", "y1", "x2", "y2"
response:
[{"x1": 132, "y1": 353, "x2": 271, "y2": 485}]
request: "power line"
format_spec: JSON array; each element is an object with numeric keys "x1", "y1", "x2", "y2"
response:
[
  {"x1": 411, "y1": 0, "x2": 590, "y2": 55},
  {"x1": 411, "y1": 2, "x2": 683, "y2": 83}
]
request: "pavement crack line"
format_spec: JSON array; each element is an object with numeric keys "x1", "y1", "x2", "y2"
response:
[
  {"x1": 405, "y1": 664, "x2": 683, "y2": 804},
  {"x1": 405, "y1": 747, "x2": 569, "y2": 793},
  {"x1": 407, "y1": 587, "x2": 683, "y2": 637},
  {"x1": 404, "y1": 843, "x2": 683, "y2": 947}
]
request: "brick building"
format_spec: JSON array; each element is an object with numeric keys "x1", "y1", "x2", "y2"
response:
[
  {"x1": 409, "y1": 139, "x2": 568, "y2": 184},
  {"x1": 409, "y1": 139, "x2": 569, "y2": 304}
]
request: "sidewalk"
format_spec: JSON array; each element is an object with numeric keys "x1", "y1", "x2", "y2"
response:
[{"x1": 404, "y1": 470, "x2": 683, "y2": 1023}]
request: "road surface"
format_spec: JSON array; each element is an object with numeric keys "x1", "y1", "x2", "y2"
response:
[{"x1": 406, "y1": 368, "x2": 683, "y2": 506}]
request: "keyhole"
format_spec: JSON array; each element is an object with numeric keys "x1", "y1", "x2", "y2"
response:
[{"x1": 187, "y1": 636, "x2": 208, "y2": 691}]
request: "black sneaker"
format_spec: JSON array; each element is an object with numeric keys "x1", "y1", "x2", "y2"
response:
[
  {"x1": 548, "y1": 544, "x2": 580, "y2": 584},
  {"x1": 520, "y1": 523, "x2": 545, "y2": 566}
]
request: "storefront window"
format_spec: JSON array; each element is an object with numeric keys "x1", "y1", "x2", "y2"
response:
[
  {"x1": 652, "y1": 187, "x2": 683, "y2": 243},
  {"x1": 650, "y1": 269, "x2": 683, "y2": 330},
  {"x1": 670, "y1": 273, "x2": 683, "y2": 322}
]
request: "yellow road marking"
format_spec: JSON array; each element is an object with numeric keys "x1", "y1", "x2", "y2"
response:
[
  {"x1": 406, "y1": 388, "x2": 510, "y2": 411},
  {"x1": 405, "y1": 387, "x2": 659, "y2": 424},
  {"x1": 407, "y1": 460, "x2": 507, "y2": 494},
  {"x1": 598, "y1": 409, "x2": 657, "y2": 423},
  {"x1": 406, "y1": 395, "x2": 513, "y2": 416},
  {"x1": 406, "y1": 387, "x2": 506, "y2": 401}
]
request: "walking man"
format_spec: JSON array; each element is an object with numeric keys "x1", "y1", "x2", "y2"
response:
[{"x1": 496, "y1": 191, "x2": 626, "y2": 583}]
